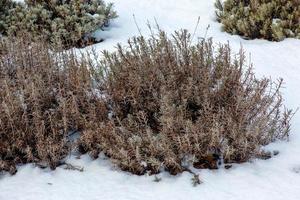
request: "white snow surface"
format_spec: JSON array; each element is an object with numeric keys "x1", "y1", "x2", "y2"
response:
[{"x1": 1, "y1": 0, "x2": 300, "y2": 199}]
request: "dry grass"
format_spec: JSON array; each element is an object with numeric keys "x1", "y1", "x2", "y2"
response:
[
  {"x1": 79, "y1": 29, "x2": 293, "y2": 175},
  {"x1": 0, "y1": 36, "x2": 107, "y2": 174}
]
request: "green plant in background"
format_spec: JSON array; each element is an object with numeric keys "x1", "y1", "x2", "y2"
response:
[
  {"x1": 3, "y1": 0, "x2": 117, "y2": 48},
  {"x1": 0, "y1": 0, "x2": 20, "y2": 35},
  {"x1": 215, "y1": 0, "x2": 300, "y2": 41}
]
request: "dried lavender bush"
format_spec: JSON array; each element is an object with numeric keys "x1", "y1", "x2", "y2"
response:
[
  {"x1": 0, "y1": 36, "x2": 107, "y2": 174},
  {"x1": 79, "y1": 29, "x2": 293, "y2": 175}
]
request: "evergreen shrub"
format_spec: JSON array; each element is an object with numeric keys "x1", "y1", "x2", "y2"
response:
[
  {"x1": 2, "y1": 0, "x2": 117, "y2": 48},
  {"x1": 215, "y1": 0, "x2": 300, "y2": 41}
]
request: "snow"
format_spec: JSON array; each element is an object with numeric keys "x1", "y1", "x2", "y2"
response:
[{"x1": 1, "y1": 0, "x2": 300, "y2": 199}]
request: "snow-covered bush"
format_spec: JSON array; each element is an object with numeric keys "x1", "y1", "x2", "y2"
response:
[
  {"x1": 0, "y1": 37, "x2": 107, "y2": 174},
  {"x1": 78, "y1": 29, "x2": 293, "y2": 175},
  {"x1": 215, "y1": 0, "x2": 300, "y2": 41},
  {"x1": 3, "y1": 0, "x2": 117, "y2": 48}
]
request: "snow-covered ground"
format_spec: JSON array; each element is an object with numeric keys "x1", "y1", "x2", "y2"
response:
[{"x1": 1, "y1": 0, "x2": 300, "y2": 199}]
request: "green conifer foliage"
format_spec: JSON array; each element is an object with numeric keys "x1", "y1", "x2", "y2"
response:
[
  {"x1": 215, "y1": 0, "x2": 300, "y2": 41},
  {"x1": 2, "y1": 0, "x2": 117, "y2": 48},
  {"x1": 0, "y1": 0, "x2": 20, "y2": 35}
]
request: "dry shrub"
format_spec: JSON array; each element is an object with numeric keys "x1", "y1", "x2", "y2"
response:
[
  {"x1": 0, "y1": 29, "x2": 294, "y2": 176},
  {"x1": 79, "y1": 29, "x2": 293, "y2": 175},
  {"x1": 0, "y1": 36, "x2": 107, "y2": 174}
]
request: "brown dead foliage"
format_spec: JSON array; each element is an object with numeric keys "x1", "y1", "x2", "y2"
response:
[
  {"x1": 79, "y1": 29, "x2": 293, "y2": 175},
  {"x1": 0, "y1": 36, "x2": 107, "y2": 173},
  {"x1": 0, "y1": 29, "x2": 293, "y2": 176}
]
